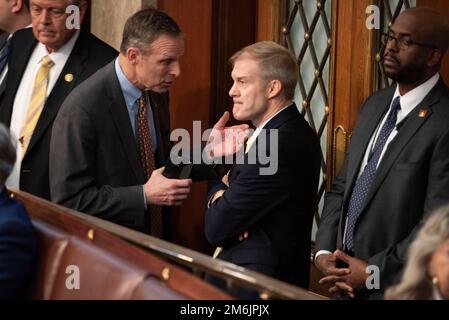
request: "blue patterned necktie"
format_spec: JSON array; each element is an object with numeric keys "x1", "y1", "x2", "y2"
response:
[
  {"x1": 0, "y1": 37, "x2": 11, "y2": 75},
  {"x1": 344, "y1": 96, "x2": 401, "y2": 251}
]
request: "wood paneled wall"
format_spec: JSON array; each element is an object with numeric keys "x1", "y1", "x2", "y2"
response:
[
  {"x1": 417, "y1": 0, "x2": 449, "y2": 84},
  {"x1": 159, "y1": 0, "x2": 256, "y2": 253},
  {"x1": 158, "y1": 0, "x2": 213, "y2": 253},
  {"x1": 327, "y1": 0, "x2": 378, "y2": 182}
]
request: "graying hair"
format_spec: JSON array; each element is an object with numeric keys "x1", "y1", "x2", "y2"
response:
[
  {"x1": 229, "y1": 41, "x2": 299, "y2": 100},
  {"x1": 120, "y1": 7, "x2": 181, "y2": 55},
  {"x1": 385, "y1": 205, "x2": 449, "y2": 299},
  {"x1": 0, "y1": 124, "x2": 16, "y2": 186}
]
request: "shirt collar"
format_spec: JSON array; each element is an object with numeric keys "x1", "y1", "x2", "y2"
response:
[
  {"x1": 115, "y1": 58, "x2": 141, "y2": 111},
  {"x1": 246, "y1": 103, "x2": 293, "y2": 151},
  {"x1": 35, "y1": 29, "x2": 80, "y2": 67},
  {"x1": 392, "y1": 72, "x2": 440, "y2": 115}
]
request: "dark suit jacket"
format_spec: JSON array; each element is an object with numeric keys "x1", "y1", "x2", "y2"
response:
[
  {"x1": 0, "y1": 188, "x2": 37, "y2": 299},
  {"x1": 205, "y1": 105, "x2": 321, "y2": 288},
  {"x1": 315, "y1": 78, "x2": 449, "y2": 298},
  {"x1": 0, "y1": 28, "x2": 117, "y2": 200},
  {"x1": 0, "y1": 31, "x2": 10, "y2": 99},
  {"x1": 0, "y1": 32, "x2": 8, "y2": 49},
  {"x1": 49, "y1": 61, "x2": 172, "y2": 237}
]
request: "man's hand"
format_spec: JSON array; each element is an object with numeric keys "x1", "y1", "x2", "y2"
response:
[
  {"x1": 210, "y1": 189, "x2": 225, "y2": 204},
  {"x1": 315, "y1": 253, "x2": 350, "y2": 277},
  {"x1": 334, "y1": 250, "x2": 369, "y2": 290},
  {"x1": 222, "y1": 171, "x2": 230, "y2": 187},
  {"x1": 316, "y1": 253, "x2": 353, "y2": 298},
  {"x1": 144, "y1": 167, "x2": 192, "y2": 206},
  {"x1": 318, "y1": 250, "x2": 369, "y2": 299},
  {"x1": 205, "y1": 111, "x2": 249, "y2": 158}
]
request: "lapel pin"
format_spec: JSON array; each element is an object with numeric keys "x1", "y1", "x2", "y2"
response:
[
  {"x1": 418, "y1": 109, "x2": 428, "y2": 118},
  {"x1": 64, "y1": 73, "x2": 74, "y2": 82}
]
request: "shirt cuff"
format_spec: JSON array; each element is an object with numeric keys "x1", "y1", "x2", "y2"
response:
[
  {"x1": 314, "y1": 250, "x2": 332, "y2": 266},
  {"x1": 142, "y1": 185, "x2": 147, "y2": 209}
]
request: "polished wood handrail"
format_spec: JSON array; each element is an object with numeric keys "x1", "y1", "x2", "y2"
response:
[{"x1": 12, "y1": 189, "x2": 326, "y2": 300}]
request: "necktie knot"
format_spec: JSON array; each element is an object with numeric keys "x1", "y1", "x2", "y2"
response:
[
  {"x1": 40, "y1": 55, "x2": 54, "y2": 69},
  {"x1": 390, "y1": 96, "x2": 401, "y2": 115}
]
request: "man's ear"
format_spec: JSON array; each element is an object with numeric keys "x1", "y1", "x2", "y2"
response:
[
  {"x1": 427, "y1": 49, "x2": 442, "y2": 68},
  {"x1": 78, "y1": 0, "x2": 89, "y2": 25},
  {"x1": 126, "y1": 47, "x2": 140, "y2": 65},
  {"x1": 267, "y1": 80, "x2": 282, "y2": 99},
  {"x1": 11, "y1": 0, "x2": 22, "y2": 14}
]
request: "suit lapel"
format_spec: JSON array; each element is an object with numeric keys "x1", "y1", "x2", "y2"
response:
[
  {"x1": 0, "y1": 30, "x2": 36, "y2": 126},
  {"x1": 105, "y1": 62, "x2": 145, "y2": 183},
  {"x1": 246, "y1": 103, "x2": 300, "y2": 154},
  {"x1": 26, "y1": 31, "x2": 89, "y2": 155},
  {"x1": 344, "y1": 89, "x2": 394, "y2": 200},
  {"x1": 360, "y1": 81, "x2": 444, "y2": 212}
]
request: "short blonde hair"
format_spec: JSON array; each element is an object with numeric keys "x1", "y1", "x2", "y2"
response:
[{"x1": 229, "y1": 41, "x2": 298, "y2": 100}]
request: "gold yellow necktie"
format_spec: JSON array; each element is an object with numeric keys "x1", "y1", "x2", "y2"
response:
[{"x1": 19, "y1": 55, "x2": 54, "y2": 155}]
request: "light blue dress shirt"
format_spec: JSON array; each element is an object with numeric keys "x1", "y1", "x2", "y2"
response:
[
  {"x1": 114, "y1": 58, "x2": 158, "y2": 151},
  {"x1": 115, "y1": 58, "x2": 160, "y2": 208}
]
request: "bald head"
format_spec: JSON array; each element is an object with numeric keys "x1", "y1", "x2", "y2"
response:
[{"x1": 396, "y1": 7, "x2": 449, "y2": 53}]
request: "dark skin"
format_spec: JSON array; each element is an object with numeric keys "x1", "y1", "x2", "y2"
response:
[
  {"x1": 316, "y1": 7, "x2": 449, "y2": 298},
  {"x1": 383, "y1": 7, "x2": 448, "y2": 95}
]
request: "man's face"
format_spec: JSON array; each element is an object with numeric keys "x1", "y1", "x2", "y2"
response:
[
  {"x1": 229, "y1": 54, "x2": 270, "y2": 127},
  {"x1": 30, "y1": 0, "x2": 86, "y2": 52},
  {"x1": 383, "y1": 13, "x2": 433, "y2": 84},
  {"x1": 429, "y1": 237, "x2": 449, "y2": 299},
  {"x1": 134, "y1": 34, "x2": 184, "y2": 93}
]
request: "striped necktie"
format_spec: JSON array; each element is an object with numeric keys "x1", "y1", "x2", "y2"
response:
[
  {"x1": 344, "y1": 96, "x2": 401, "y2": 251},
  {"x1": 0, "y1": 38, "x2": 11, "y2": 74},
  {"x1": 137, "y1": 91, "x2": 163, "y2": 237},
  {"x1": 19, "y1": 55, "x2": 54, "y2": 155}
]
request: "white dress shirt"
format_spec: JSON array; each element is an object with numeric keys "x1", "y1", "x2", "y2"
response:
[
  {"x1": 6, "y1": 30, "x2": 80, "y2": 189},
  {"x1": 315, "y1": 72, "x2": 440, "y2": 262},
  {"x1": 245, "y1": 103, "x2": 292, "y2": 153}
]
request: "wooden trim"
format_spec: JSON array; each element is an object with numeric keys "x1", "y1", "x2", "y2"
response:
[
  {"x1": 416, "y1": 0, "x2": 449, "y2": 84},
  {"x1": 13, "y1": 190, "x2": 326, "y2": 300},
  {"x1": 210, "y1": 0, "x2": 257, "y2": 126},
  {"x1": 256, "y1": 0, "x2": 285, "y2": 42},
  {"x1": 327, "y1": 0, "x2": 379, "y2": 185}
]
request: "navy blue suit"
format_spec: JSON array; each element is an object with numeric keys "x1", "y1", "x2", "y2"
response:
[
  {"x1": 205, "y1": 105, "x2": 321, "y2": 292},
  {"x1": 0, "y1": 188, "x2": 36, "y2": 299}
]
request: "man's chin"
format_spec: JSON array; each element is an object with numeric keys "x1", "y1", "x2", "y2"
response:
[
  {"x1": 151, "y1": 86, "x2": 170, "y2": 93},
  {"x1": 384, "y1": 69, "x2": 399, "y2": 81}
]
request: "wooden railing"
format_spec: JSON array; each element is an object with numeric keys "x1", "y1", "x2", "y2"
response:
[{"x1": 12, "y1": 190, "x2": 326, "y2": 300}]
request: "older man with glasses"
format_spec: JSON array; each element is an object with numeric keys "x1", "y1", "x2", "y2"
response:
[
  {"x1": 315, "y1": 7, "x2": 449, "y2": 299},
  {"x1": 0, "y1": 0, "x2": 117, "y2": 200}
]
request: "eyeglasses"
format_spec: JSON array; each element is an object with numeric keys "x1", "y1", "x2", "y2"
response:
[
  {"x1": 30, "y1": 4, "x2": 68, "y2": 19},
  {"x1": 381, "y1": 33, "x2": 438, "y2": 50}
]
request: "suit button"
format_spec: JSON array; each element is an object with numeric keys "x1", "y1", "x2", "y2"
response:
[{"x1": 21, "y1": 169, "x2": 31, "y2": 173}]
